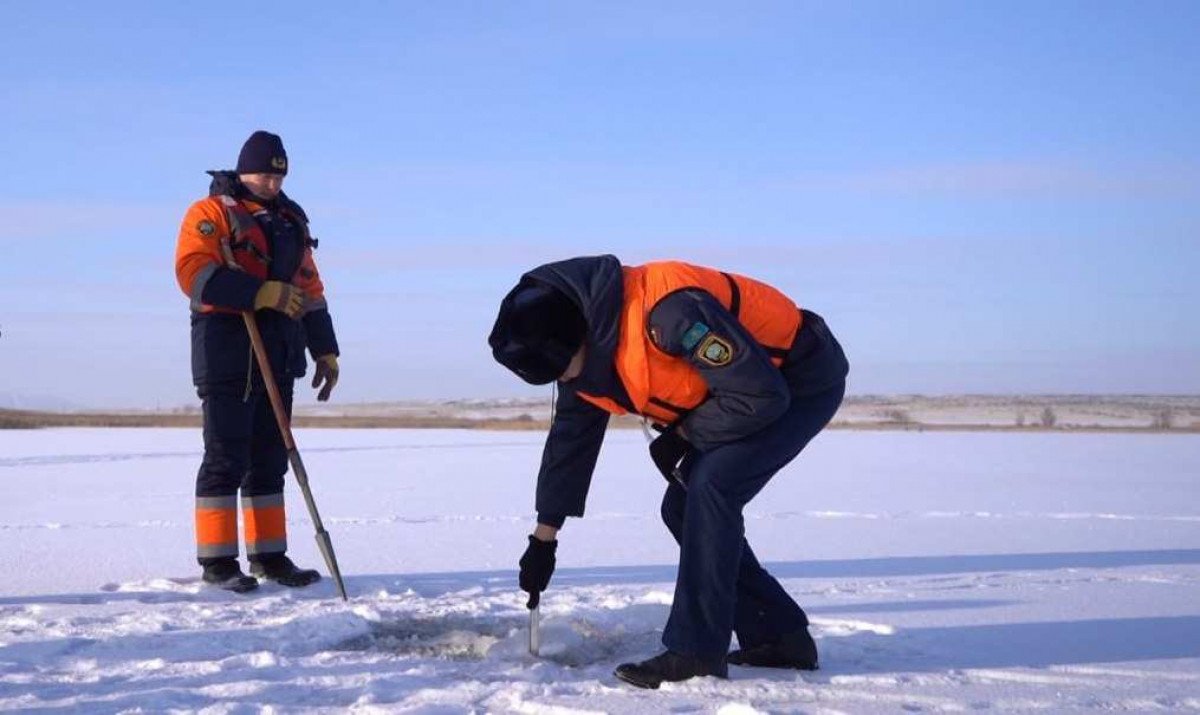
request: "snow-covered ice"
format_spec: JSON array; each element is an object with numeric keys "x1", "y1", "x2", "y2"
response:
[{"x1": 1, "y1": 427, "x2": 1198, "y2": 712}]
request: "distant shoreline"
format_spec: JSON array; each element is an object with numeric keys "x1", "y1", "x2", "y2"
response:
[{"x1": 3, "y1": 393, "x2": 1197, "y2": 433}]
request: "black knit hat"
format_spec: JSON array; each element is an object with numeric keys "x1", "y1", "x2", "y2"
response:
[
  {"x1": 236, "y1": 130, "x2": 288, "y2": 175},
  {"x1": 489, "y1": 280, "x2": 587, "y2": 385}
]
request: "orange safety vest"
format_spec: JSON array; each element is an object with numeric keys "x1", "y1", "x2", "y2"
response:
[
  {"x1": 175, "y1": 195, "x2": 325, "y2": 314},
  {"x1": 577, "y1": 261, "x2": 802, "y2": 426}
]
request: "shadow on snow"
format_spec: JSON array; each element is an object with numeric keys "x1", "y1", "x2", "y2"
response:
[{"x1": 1, "y1": 546, "x2": 1198, "y2": 710}]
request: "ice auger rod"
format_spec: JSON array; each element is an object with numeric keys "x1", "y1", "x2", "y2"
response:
[{"x1": 242, "y1": 310, "x2": 349, "y2": 601}]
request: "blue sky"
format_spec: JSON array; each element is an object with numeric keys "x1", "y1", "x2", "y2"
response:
[{"x1": 1, "y1": 1, "x2": 1197, "y2": 408}]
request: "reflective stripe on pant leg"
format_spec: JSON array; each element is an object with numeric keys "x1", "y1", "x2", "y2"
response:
[
  {"x1": 242, "y1": 492, "x2": 287, "y2": 556},
  {"x1": 196, "y1": 495, "x2": 238, "y2": 559},
  {"x1": 196, "y1": 383, "x2": 255, "y2": 563}
]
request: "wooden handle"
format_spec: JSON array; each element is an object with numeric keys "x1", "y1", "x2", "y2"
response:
[{"x1": 240, "y1": 311, "x2": 295, "y2": 451}]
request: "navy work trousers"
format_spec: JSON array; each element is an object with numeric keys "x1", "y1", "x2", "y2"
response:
[
  {"x1": 193, "y1": 380, "x2": 294, "y2": 566},
  {"x1": 660, "y1": 379, "x2": 845, "y2": 664},
  {"x1": 195, "y1": 380, "x2": 293, "y2": 501}
]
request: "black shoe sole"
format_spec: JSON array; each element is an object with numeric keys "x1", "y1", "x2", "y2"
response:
[
  {"x1": 727, "y1": 657, "x2": 818, "y2": 671},
  {"x1": 251, "y1": 572, "x2": 321, "y2": 588},
  {"x1": 205, "y1": 576, "x2": 259, "y2": 594},
  {"x1": 614, "y1": 667, "x2": 661, "y2": 690}
]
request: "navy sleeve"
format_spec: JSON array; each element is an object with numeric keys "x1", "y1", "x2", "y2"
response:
[
  {"x1": 535, "y1": 387, "x2": 610, "y2": 527},
  {"x1": 648, "y1": 289, "x2": 791, "y2": 451},
  {"x1": 199, "y1": 267, "x2": 262, "y2": 312},
  {"x1": 303, "y1": 308, "x2": 340, "y2": 358}
]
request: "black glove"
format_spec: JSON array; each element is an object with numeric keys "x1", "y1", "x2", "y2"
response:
[
  {"x1": 649, "y1": 429, "x2": 690, "y2": 485},
  {"x1": 519, "y1": 535, "x2": 557, "y2": 608}
]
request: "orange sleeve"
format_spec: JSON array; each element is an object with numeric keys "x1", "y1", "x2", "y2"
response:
[
  {"x1": 174, "y1": 199, "x2": 231, "y2": 300},
  {"x1": 297, "y1": 249, "x2": 327, "y2": 302}
]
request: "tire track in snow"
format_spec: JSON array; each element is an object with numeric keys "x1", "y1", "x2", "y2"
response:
[
  {"x1": 756, "y1": 510, "x2": 1200, "y2": 523},
  {"x1": 0, "y1": 440, "x2": 540, "y2": 469},
  {"x1": 4, "y1": 510, "x2": 1197, "y2": 532}
]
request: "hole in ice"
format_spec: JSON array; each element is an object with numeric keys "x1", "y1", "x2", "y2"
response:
[
  {"x1": 336, "y1": 613, "x2": 521, "y2": 659},
  {"x1": 336, "y1": 613, "x2": 658, "y2": 667}
]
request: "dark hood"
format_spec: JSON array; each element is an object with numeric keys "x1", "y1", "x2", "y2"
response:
[
  {"x1": 205, "y1": 170, "x2": 307, "y2": 222},
  {"x1": 206, "y1": 170, "x2": 249, "y2": 199},
  {"x1": 522, "y1": 254, "x2": 632, "y2": 409}
]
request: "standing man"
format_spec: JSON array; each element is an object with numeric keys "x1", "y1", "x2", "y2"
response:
[
  {"x1": 175, "y1": 131, "x2": 340, "y2": 592},
  {"x1": 488, "y1": 255, "x2": 848, "y2": 688}
]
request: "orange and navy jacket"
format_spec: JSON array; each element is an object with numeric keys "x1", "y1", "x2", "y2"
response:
[
  {"x1": 175, "y1": 171, "x2": 338, "y2": 386},
  {"x1": 522, "y1": 255, "x2": 848, "y2": 527}
]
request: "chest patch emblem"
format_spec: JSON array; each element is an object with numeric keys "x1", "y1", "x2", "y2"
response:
[{"x1": 696, "y1": 334, "x2": 733, "y2": 367}]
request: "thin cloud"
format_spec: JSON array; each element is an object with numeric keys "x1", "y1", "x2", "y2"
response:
[
  {"x1": 0, "y1": 200, "x2": 176, "y2": 242},
  {"x1": 787, "y1": 161, "x2": 1200, "y2": 200}
]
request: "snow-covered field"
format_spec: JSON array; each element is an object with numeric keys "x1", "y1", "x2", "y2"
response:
[
  {"x1": 290, "y1": 395, "x2": 1200, "y2": 431},
  {"x1": 2, "y1": 427, "x2": 1198, "y2": 713}
]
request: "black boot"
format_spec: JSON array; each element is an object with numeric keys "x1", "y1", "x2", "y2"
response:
[
  {"x1": 614, "y1": 651, "x2": 728, "y2": 689},
  {"x1": 249, "y1": 554, "x2": 321, "y2": 587},
  {"x1": 201, "y1": 558, "x2": 259, "y2": 593},
  {"x1": 727, "y1": 628, "x2": 819, "y2": 670}
]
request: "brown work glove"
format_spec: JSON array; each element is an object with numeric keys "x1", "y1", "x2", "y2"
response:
[
  {"x1": 312, "y1": 354, "x2": 339, "y2": 401},
  {"x1": 254, "y1": 281, "x2": 305, "y2": 319}
]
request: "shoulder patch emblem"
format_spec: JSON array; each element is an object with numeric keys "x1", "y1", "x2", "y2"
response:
[
  {"x1": 696, "y1": 334, "x2": 733, "y2": 367},
  {"x1": 197, "y1": 219, "x2": 216, "y2": 236},
  {"x1": 680, "y1": 322, "x2": 711, "y2": 351}
]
